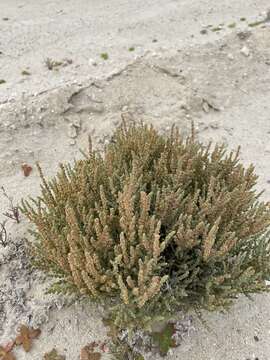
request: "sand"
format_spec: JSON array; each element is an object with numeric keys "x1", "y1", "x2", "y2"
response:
[{"x1": 0, "y1": 1, "x2": 270, "y2": 359}]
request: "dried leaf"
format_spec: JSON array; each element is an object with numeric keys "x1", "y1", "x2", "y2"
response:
[
  {"x1": 43, "y1": 348, "x2": 65, "y2": 360},
  {"x1": 99, "y1": 342, "x2": 109, "y2": 353},
  {"x1": 15, "y1": 325, "x2": 41, "y2": 352},
  {"x1": 1, "y1": 341, "x2": 15, "y2": 354},
  {"x1": 0, "y1": 345, "x2": 16, "y2": 360},
  {"x1": 80, "y1": 345, "x2": 101, "y2": 360},
  {"x1": 21, "y1": 163, "x2": 33, "y2": 177}
]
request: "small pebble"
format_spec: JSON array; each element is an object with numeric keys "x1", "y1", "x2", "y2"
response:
[
  {"x1": 68, "y1": 124, "x2": 77, "y2": 139},
  {"x1": 237, "y1": 30, "x2": 252, "y2": 40},
  {"x1": 240, "y1": 46, "x2": 250, "y2": 57},
  {"x1": 200, "y1": 29, "x2": 208, "y2": 35},
  {"x1": 210, "y1": 121, "x2": 219, "y2": 129},
  {"x1": 202, "y1": 101, "x2": 210, "y2": 113}
]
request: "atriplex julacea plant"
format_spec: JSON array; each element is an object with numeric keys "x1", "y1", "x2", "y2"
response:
[{"x1": 21, "y1": 121, "x2": 270, "y2": 331}]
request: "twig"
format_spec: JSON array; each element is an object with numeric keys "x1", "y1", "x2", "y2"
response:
[
  {"x1": 0, "y1": 220, "x2": 8, "y2": 247},
  {"x1": 1, "y1": 186, "x2": 20, "y2": 223}
]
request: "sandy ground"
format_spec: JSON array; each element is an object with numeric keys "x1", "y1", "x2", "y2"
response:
[{"x1": 1, "y1": 1, "x2": 270, "y2": 359}]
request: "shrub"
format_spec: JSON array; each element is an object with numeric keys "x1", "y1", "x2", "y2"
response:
[{"x1": 21, "y1": 121, "x2": 270, "y2": 330}]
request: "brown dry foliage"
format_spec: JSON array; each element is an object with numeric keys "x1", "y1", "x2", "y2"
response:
[{"x1": 21, "y1": 121, "x2": 270, "y2": 328}]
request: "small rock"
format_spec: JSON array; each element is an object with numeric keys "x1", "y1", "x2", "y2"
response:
[
  {"x1": 72, "y1": 118, "x2": 81, "y2": 129},
  {"x1": 210, "y1": 121, "x2": 219, "y2": 130},
  {"x1": 69, "y1": 139, "x2": 76, "y2": 146},
  {"x1": 237, "y1": 30, "x2": 252, "y2": 40},
  {"x1": 68, "y1": 124, "x2": 77, "y2": 138},
  {"x1": 200, "y1": 29, "x2": 208, "y2": 35},
  {"x1": 254, "y1": 335, "x2": 259, "y2": 342},
  {"x1": 47, "y1": 324, "x2": 56, "y2": 334},
  {"x1": 198, "y1": 122, "x2": 209, "y2": 131},
  {"x1": 179, "y1": 101, "x2": 189, "y2": 110},
  {"x1": 202, "y1": 101, "x2": 210, "y2": 113},
  {"x1": 88, "y1": 58, "x2": 96, "y2": 66},
  {"x1": 227, "y1": 53, "x2": 234, "y2": 61},
  {"x1": 122, "y1": 105, "x2": 129, "y2": 112},
  {"x1": 240, "y1": 46, "x2": 250, "y2": 57}
]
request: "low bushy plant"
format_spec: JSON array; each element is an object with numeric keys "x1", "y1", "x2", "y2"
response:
[{"x1": 22, "y1": 121, "x2": 270, "y2": 330}]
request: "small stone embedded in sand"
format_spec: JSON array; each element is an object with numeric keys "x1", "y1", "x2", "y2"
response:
[
  {"x1": 202, "y1": 97, "x2": 221, "y2": 112},
  {"x1": 21, "y1": 70, "x2": 31, "y2": 76},
  {"x1": 73, "y1": 120, "x2": 81, "y2": 129},
  {"x1": 202, "y1": 101, "x2": 210, "y2": 113},
  {"x1": 179, "y1": 100, "x2": 189, "y2": 110},
  {"x1": 240, "y1": 46, "x2": 250, "y2": 57},
  {"x1": 88, "y1": 58, "x2": 97, "y2": 66},
  {"x1": 227, "y1": 53, "x2": 234, "y2": 60},
  {"x1": 210, "y1": 121, "x2": 219, "y2": 129},
  {"x1": 200, "y1": 29, "x2": 208, "y2": 35},
  {"x1": 121, "y1": 105, "x2": 129, "y2": 112},
  {"x1": 68, "y1": 123, "x2": 78, "y2": 138},
  {"x1": 237, "y1": 30, "x2": 252, "y2": 40}
]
